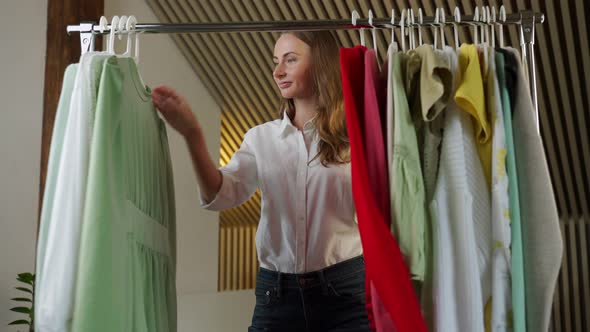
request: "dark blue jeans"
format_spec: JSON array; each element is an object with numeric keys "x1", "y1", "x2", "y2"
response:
[{"x1": 248, "y1": 255, "x2": 371, "y2": 332}]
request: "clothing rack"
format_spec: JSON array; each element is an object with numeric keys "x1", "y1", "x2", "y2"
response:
[{"x1": 66, "y1": 10, "x2": 544, "y2": 130}]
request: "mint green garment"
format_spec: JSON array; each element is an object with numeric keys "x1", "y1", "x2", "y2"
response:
[
  {"x1": 390, "y1": 51, "x2": 427, "y2": 282},
  {"x1": 35, "y1": 64, "x2": 77, "y2": 281},
  {"x1": 72, "y1": 56, "x2": 177, "y2": 332},
  {"x1": 36, "y1": 53, "x2": 113, "y2": 332},
  {"x1": 496, "y1": 51, "x2": 525, "y2": 332}
]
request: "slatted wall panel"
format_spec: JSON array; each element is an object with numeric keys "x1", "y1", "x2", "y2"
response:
[
  {"x1": 218, "y1": 221, "x2": 258, "y2": 291},
  {"x1": 145, "y1": 1, "x2": 589, "y2": 328},
  {"x1": 551, "y1": 219, "x2": 590, "y2": 332}
]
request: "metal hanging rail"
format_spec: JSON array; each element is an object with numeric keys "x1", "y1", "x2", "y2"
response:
[
  {"x1": 66, "y1": 12, "x2": 543, "y2": 34},
  {"x1": 66, "y1": 10, "x2": 544, "y2": 130}
]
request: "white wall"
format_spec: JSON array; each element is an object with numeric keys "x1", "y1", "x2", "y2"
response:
[
  {"x1": 0, "y1": 0, "x2": 254, "y2": 330},
  {"x1": 0, "y1": 0, "x2": 48, "y2": 329}
]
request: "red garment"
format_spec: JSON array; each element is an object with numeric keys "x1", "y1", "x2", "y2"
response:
[
  {"x1": 340, "y1": 46, "x2": 427, "y2": 332},
  {"x1": 363, "y1": 50, "x2": 396, "y2": 331},
  {"x1": 363, "y1": 49, "x2": 391, "y2": 225}
]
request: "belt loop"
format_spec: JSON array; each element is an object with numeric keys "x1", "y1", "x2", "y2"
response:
[
  {"x1": 318, "y1": 270, "x2": 329, "y2": 296},
  {"x1": 276, "y1": 271, "x2": 282, "y2": 299}
]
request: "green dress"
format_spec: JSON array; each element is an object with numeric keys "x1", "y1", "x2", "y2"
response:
[{"x1": 72, "y1": 56, "x2": 177, "y2": 332}]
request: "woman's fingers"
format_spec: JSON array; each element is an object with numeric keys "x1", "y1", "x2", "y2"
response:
[{"x1": 152, "y1": 88, "x2": 180, "y2": 113}]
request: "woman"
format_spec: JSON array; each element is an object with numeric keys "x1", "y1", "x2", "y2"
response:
[{"x1": 152, "y1": 31, "x2": 370, "y2": 332}]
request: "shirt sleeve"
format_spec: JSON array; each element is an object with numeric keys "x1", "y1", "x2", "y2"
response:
[{"x1": 200, "y1": 131, "x2": 258, "y2": 210}]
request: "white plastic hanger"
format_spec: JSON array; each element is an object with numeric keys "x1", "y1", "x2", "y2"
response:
[
  {"x1": 368, "y1": 9, "x2": 380, "y2": 69},
  {"x1": 433, "y1": 8, "x2": 440, "y2": 49},
  {"x1": 107, "y1": 16, "x2": 120, "y2": 54},
  {"x1": 480, "y1": 7, "x2": 486, "y2": 45},
  {"x1": 409, "y1": 9, "x2": 416, "y2": 49},
  {"x1": 440, "y1": 8, "x2": 447, "y2": 49},
  {"x1": 118, "y1": 16, "x2": 128, "y2": 52},
  {"x1": 418, "y1": 8, "x2": 424, "y2": 46},
  {"x1": 491, "y1": 6, "x2": 496, "y2": 48},
  {"x1": 400, "y1": 9, "x2": 407, "y2": 52},
  {"x1": 485, "y1": 6, "x2": 492, "y2": 45},
  {"x1": 351, "y1": 10, "x2": 365, "y2": 46},
  {"x1": 368, "y1": 9, "x2": 378, "y2": 53},
  {"x1": 473, "y1": 7, "x2": 480, "y2": 45},
  {"x1": 99, "y1": 16, "x2": 109, "y2": 33},
  {"x1": 481, "y1": 7, "x2": 489, "y2": 66},
  {"x1": 390, "y1": 9, "x2": 398, "y2": 52},
  {"x1": 123, "y1": 15, "x2": 139, "y2": 60},
  {"x1": 90, "y1": 16, "x2": 109, "y2": 52},
  {"x1": 499, "y1": 5, "x2": 506, "y2": 48},
  {"x1": 454, "y1": 7, "x2": 461, "y2": 50}
]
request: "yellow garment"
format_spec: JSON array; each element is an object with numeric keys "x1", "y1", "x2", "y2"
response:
[{"x1": 455, "y1": 44, "x2": 493, "y2": 185}]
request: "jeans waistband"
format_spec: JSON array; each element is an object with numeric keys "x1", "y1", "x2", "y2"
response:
[{"x1": 256, "y1": 255, "x2": 365, "y2": 291}]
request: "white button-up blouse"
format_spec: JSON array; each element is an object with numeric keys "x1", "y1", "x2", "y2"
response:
[{"x1": 201, "y1": 112, "x2": 362, "y2": 273}]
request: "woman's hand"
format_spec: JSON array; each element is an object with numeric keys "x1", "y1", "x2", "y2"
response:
[
  {"x1": 152, "y1": 86, "x2": 222, "y2": 202},
  {"x1": 152, "y1": 85, "x2": 200, "y2": 139}
]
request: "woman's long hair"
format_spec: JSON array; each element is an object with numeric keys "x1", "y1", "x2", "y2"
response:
[{"x1": 278, "y1": 31, "x2": 350, "y2": 166}]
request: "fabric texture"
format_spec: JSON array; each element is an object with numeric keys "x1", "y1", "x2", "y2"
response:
[
  {"x1": 35, "y1": 63, "x2": 79, "y2": 332},
  {"x1": 455, "y1": 43, "x2": 494, "y2": 316},
  {"x1": 413, "y1": 45, "x2": 452, "y2": 203},
  {"x1": 487, "y1": 48, "x2": 513, "y2": 331},
  {"x1": 430, "y1": 45, "x2": 490, "y2": 332},
  {"x1": 72, "y1": 56, "x2": 177, "y2": 332},
  {"x1": 35, "y1": 53, "x2": 111, "y2": 332},
  {"x1": 497, "y1": 48, "x2": 526, "y2": 332},
  {"x1": 363, "y1": 49, "x2": 396, "y2": 332},
  {"x1": 412, "y1": 44, "x2": 453, "y2": 330},
  {"x1": 455, "y1": 44, "x2": 493, "y2": 186},
  {"x1": 340, "y1": 45, "x2": 426, "y2": 332},
  {"x1": 505, "y1": 47, "x2": 563, "y2": 332},
  {"x1": 390, "y1": 50, "x2": 427, "y2": 282}
]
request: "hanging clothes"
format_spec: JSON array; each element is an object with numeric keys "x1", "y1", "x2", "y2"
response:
[
  {"x1": 71, "y1": 56, "x2": 177, "y2": 332},
  {"x1": 35, "y1": 52, "x2": 113, "y2": 332},
  {"x1": 340, "y1": 45, "x2": 427, "y2": 332},
  {"x1": 363, "y1": 49, "x2": 396, "y2": 331},
  {"x1": 412, "y1": 45, "x2": 452, "y2": 203},
  {"x1": 390, "y1": 48, "x2": 427, "y2": 284},
  {"x1": 363, "y1": 49, "x2": 390, "y2": 226},
  {"x1": 455, "y1": 43, "x2": 493, "y2": 314},
  {"x1": 486, "y1": 46, "x2": 513, "y2": 332},
  {"x1": 411, "y1": 44, "x2": 453, "y2": 330},
  {"x1": 430, "y1": 45, "x2": 489, "y2": 332},
  {"x1": 455, "y1": 44, "x2": 493, "y2": 186},
  {"x1": 35, "y1": 63, "x2": 79, "y2": 332},
  {"x1": 497, "y1": 48, "x2": 527, "y2": 332},
  {"x1": 504, "y1": 47, "x2": 563, "y2": 332},
  {"x1": 35, "y1": 52, "x2": 177, "y2": 332}
]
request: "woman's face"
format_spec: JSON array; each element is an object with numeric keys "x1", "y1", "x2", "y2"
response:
[{"x1": 273, "y1": 33, "x2": 314, "y2": 100}]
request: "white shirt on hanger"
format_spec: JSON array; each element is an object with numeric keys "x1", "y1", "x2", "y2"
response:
[
  {"x1": 430, "y1": 46, "x2": 489, "y2": 332},
  {"x1": 201, "y1": 112, "x2": 362, "y2": 273}
]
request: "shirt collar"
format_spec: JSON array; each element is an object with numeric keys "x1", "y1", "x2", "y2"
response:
[
  {"x1": 277, "y1": 111, "x2": 317, "y2": 138},
  {"x1": 277, "y1": 111, "x2": 292, "y2": 138}
]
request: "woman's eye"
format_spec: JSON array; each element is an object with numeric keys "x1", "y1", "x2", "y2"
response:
[{"x1": 287, "y1": 58, "x2": 297, "y2": 63}]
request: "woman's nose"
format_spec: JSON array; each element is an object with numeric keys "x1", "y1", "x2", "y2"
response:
[{"x1": 273, "y1": 63, "x2": 285, "y2": 79}]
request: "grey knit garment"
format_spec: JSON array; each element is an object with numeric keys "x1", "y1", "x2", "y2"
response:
[{"x1": 504, "y1": 47, "x2": 563, "y2": 332}]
